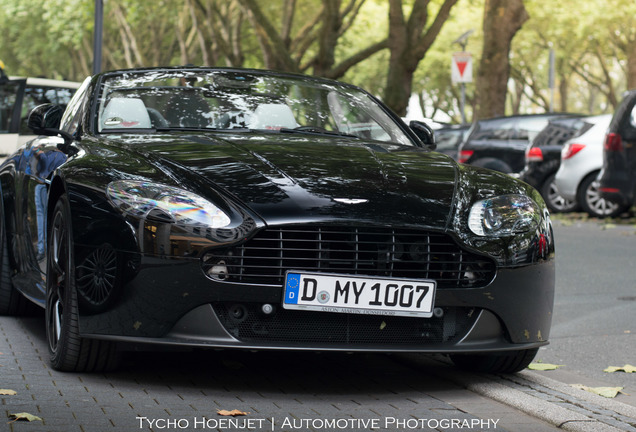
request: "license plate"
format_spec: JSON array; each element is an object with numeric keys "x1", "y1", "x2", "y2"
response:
[{"x1": 283, "y1": 271, "x2": 436, "y2": 317}]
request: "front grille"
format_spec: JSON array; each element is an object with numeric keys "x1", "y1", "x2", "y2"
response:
[
  {"x1": 213, "y1": 302, "x2": 479, "y2": 345},
  {"x1": 202, "y1": 225, "x2": 496, "y2": 289}
]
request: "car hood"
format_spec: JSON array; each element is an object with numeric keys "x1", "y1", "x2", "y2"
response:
[{"x1": 112, "y1": 132, "x2": 459, "y2": 228}]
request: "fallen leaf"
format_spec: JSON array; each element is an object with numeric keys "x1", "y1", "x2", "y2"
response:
[
  {"x1": 604, "y1": 364, "x2": 636, "y2": 374},
  {"x1": 218, "y1": 409, "x2": 249, "y2": 417},
  {"x1": 380, "y1": 321, "x2": 386, "y2": 330},
  {"x1": 0, "y1": 389, "x2": 17, "y2": 395},
  {"x1": 8, "y1": 412, "x2": 43, "y2": 423},
  {"x1": 528, "y1": 363, "x2": 563, "y2": 371},
  {"x1": 571, "y1": 384, "x2": 625, "y2": 398}
]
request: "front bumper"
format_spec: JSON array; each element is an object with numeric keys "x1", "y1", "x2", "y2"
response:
[{"x1": 78, "y1": 254, "x2": 554, "y2": 354}]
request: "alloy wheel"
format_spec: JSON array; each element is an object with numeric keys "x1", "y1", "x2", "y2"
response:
[
  {"x1": 585, "y1": 180, "x2": 620, "y2": 217},
  {"x1": 46, "y1": 209, "x2": 69, "y2": 353},
  {"x1": 541, "y1": 174, "x2": 578, "y2": 213},
  {"x1": 545, "y1": 179, "x2": 577, "y2": 212}
]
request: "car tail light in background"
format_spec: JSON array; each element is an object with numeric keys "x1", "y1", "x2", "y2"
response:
[
  {"x1": 458, "y1": 150, "x2": 474, "y2": 163},
  {"x1": 561, "y1": 143, "x2": 586, "y2": 160},
  {"x1": 525, "y1": 147, "x2": 543, "y2": 162},
  {"x1": 604, "y1": 132, "x2": 623, "y2": 152}
]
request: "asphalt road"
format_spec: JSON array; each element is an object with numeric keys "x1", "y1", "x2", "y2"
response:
[{"x1": 535, "y1": 217, "x2": 636, "y2": 394}]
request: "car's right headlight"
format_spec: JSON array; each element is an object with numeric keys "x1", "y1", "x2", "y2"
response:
[
  {"x1": 468, "y1": 194, "x2": 541, "y2": 237},
  {"x1": 106, "y1": 180, "x2": 232, "y2": 228}
]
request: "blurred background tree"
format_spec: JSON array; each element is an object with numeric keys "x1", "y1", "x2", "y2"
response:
[
  {"x1": 0, "y1": 0, "x2": 633, "y2": 122},
  {"x1": 475, "y1": 0, "x2": 528, "y2": 120}
]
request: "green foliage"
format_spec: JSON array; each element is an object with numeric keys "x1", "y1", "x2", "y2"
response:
[
  {"x1": 0, "y1": 0, "x2": 93, "y2": 79},
  {"x1": 0, "y1": 0, "x2": 635, "y2": 119}
]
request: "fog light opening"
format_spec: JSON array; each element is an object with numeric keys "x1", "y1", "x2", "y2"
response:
[
  {"x1": 205, "y1": 259, "x2": 228, "y2": 280},
  {"x1": 229, "y1": 304, "x2": 248, "y2": 323}
]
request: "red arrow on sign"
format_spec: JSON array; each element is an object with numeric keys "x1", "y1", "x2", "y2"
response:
[{"x1": 456, "y1": 61, "x2": 468, "y2": 77}]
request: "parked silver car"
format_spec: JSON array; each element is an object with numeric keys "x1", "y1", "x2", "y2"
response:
[{"x1": 554, "y1": 114, "x2": 623, "y2": 217}]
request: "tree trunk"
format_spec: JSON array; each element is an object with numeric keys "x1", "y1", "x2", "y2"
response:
[
  {"x1": 384, "y1": 60, "x2": 413, "y2": 116},
  {"x1": 313, "y1": 0, "x2": 341, "y2": 77},
  {"x1": 559, "y1": 74, "x2": 568, "y2": 112},
  {"x1": 383, "y1": 0, "x2": 458, "y2": 116},
  {"x1": 627, "y1": 38, "x2": 636, "y2": 90},
  {"x1": 237, "y1": 0, "x2": 387, "y2": 79},
  {"x1": 475, "y1": 0, "x2": 528, "y2": 120},
  {"x1": 237, "y1": 0, "x2": 298, "y2": 71}
]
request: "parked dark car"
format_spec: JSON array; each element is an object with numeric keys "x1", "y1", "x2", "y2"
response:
[
  {"x1": 458, "y1": 113, "x2": 579, "y2": 174},
  {"x1": 599, "y1": 90, "x2": 636, "y2": 212},
  {"x1": 520, "y1": 116, "x2": 600, "y2": 212},
  {"x1": 0, "y1": 67, "x2": 554, "y2": 374},
  {"x1": 433, "y1": 123, "x2": 470, "y2": 160}
]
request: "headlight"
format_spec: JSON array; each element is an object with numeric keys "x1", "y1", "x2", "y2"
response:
[
  {"x1": 106, "y1": 180, "x2": 231, "y2": 228},
  {"x1": 468, "y1": 194, "x2": 540, "y2": 236}
]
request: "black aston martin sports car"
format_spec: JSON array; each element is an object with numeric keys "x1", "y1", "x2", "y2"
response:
[{"x1": 0, "y1": 67, "x2": 554, "y2": 373}]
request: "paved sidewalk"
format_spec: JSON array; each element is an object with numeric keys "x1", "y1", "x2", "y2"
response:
[{"x1": 0, "y1": 315, "x2": 562, "y2": 432}]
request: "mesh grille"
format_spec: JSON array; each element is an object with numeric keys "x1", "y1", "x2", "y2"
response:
[
  {"x1": 213, "y1": 303, "x2": 479, "y2": 345},
  {"x1": 202, "y1": 225, "x2": 496, "y2": 289}
]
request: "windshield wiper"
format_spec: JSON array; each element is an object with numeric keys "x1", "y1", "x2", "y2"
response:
[
  {"x1": 279, "y1": 126, "x2": 359, "y2": 139},
  {"x1": 153, "y1": 126, "x2": 252, "y2": 133}
]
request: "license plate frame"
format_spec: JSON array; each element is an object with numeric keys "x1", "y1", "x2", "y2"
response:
[{"x1": 282, "y1": 271, "x2": 436, "y2": 318}]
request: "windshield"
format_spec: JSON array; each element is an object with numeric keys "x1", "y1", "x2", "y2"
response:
[{"x1": 96, "y1": 69, "x2": 413, "y2": 145}]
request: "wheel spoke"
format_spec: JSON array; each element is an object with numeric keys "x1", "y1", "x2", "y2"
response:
[
  {"x1": 51, "y1": 225, "x2": 66, "y2": 276},
  {"x1": 53, "y1": 299, "x2": 62, "y2": 341}
]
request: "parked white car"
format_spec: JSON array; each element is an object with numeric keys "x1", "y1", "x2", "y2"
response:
[
  {"x1": 554, "y1": 114, "x2": 622, "y2": 217},
  {"x1": 0, "y1": 76, "x2": 79, "y2": 155}
]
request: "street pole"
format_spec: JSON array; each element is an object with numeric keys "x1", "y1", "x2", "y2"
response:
[
  {"x1": 93, "y1": 0, "x2": 104, "y2": 75},
  {"x1": 460, "y1": 82, "x2": 466, "y2": 125},
  {"x1": 548, "y1": 48, "x2": 555, "y2": 113},
  {"x1": 459, "y1": 41, "x2": 467, "y2": 125}
]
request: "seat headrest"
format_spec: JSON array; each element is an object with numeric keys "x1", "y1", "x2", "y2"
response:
[
  {"x1": 248, "y1": 103, "x2": 297, "y2": 130},
  {"x1": 101, "y1": 97, "x2": 151, "y2": 130}
]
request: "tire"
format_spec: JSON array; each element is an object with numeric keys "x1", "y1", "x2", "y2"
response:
[
  {"x1": 577, "y1": 173, "x2": 627, "y2": 218},
  {"x1": 470, "y1": 158, "x2": 512, "y2": 174},
  {"x1": 541, "y1": 173, "x2": 578, "y2": 213},
  {"x1": 0, "y1": 220, "x2": 18, "y2": 315},
  {"x1": 0, "y1": 215, "x2": 35, "y2": 315},
  {"x1": 450, "y1": 348, "x2": 539, "y2": 374},
  {"x1": 46, "y1": 195, "x2": 120, "y2": 372}
]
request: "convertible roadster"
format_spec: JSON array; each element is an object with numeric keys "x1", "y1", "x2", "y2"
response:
[{"x1": 0, "y1": 67, "x2": 554, "y2": 373}]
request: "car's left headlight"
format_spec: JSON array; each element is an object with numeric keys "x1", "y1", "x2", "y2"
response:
[
  {"x1": 468, "y1": 194, "x2": 541, "y2": 237},
  {"x1": 106, "y1": 180, "x2": 232, "y2": 228}
]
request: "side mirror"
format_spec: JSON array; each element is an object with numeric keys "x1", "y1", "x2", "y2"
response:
[
  {"x1": 27, "y1": 104, "x2": 74, "y2": 148},
  {"x1": 28, "y1": 104, "x2": 63, "y2": 133},
  {"x1": 410, "y1": 120, "x2": 437, "y2": 150}
]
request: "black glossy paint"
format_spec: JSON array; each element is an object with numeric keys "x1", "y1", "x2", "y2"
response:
[{"x1": 0, "y1": 67, "x2": 555, "y2": 355}]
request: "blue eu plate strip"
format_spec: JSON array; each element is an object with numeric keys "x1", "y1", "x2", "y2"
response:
[{"x1": 285, "y1": 273, "x2": 300, "y2": 304}]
